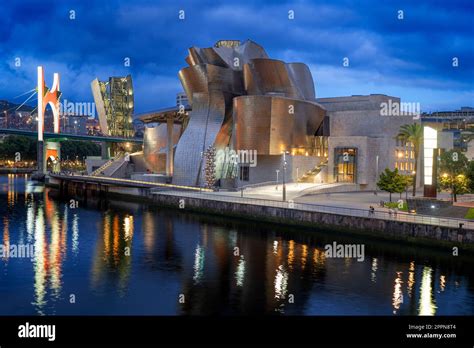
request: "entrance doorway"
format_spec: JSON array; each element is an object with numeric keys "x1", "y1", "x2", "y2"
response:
[{"x1": 334, "y1": 147, "x2": 357, "y2": 183}]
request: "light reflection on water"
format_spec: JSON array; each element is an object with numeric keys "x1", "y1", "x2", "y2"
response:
[{"x1": 0, "y1": 174, "x2": 473, "y2": 316}]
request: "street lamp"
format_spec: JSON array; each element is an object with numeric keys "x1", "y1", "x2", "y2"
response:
[
  {"x1": 411, "y1": 170, "x2": 416, "y2": 197},
  {"x1": 275, "y1": 169, "x2": 280, "y2": 190},
  {"x1": 282, "y1": 151, "x2": 289, "y2": 201}
]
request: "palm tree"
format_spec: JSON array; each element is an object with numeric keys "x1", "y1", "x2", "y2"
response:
[{"x1": 396, "y1": 123, "x2": 423, "y2": 196}]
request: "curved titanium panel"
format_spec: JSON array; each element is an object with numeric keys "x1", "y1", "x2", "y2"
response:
[
  {"x1": 143, "y1": 124, "x2": 181, "y2": 173},
  {"x1": 178, "y1": 65, "x2": 209, "y2": 106},
  {"x1": 179, "y1": 64, "x2": 243, "y2": 106},
  {"x1": 200, "y1": 48, "x2": 229, "y2": 67},
  {"x1": 236, "y1": 40, "x2": 268, "y2": 63},
  {"x1": 233, "y1": 95, "x2": 325, "y2": 155},
  {"x1": 243, "y1": 58, "x2": 299, "y2": 98},
  {"x1": 187, "y1": 47, "x2": 203, "y2": 66},
  {"x1": 172, "y1": 91, "x2": 227, "y2": 186},
  {"x1": 206, "y1": 64, "x2": 244, "y2": 94},
  {"x1": 213, "y1": 40, "x2": 269, "y2": 70},
  {"x1": 286, "y1": 63, "x2": 316, "y2": 101}
]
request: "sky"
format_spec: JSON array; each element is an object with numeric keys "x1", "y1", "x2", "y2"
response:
[{"x1": 0, "y1": 0, "x2": 473, "y2": 115}]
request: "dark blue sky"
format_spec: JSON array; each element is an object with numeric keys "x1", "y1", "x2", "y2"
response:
[{"x1": 1, "y1": 0, "x2": 473, "y2": 114}]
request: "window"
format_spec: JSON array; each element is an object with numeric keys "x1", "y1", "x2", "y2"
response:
[
  {"x1": 334, "y1": 147, "x2": 357, "y2": 183},
  {"x1": 239, "y1": 165, "x2": 250, "y2": 181}
]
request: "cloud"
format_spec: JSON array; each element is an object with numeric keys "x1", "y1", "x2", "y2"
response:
[{"x1": 0, "y1": 0, "x2": 472, "y2": 113}]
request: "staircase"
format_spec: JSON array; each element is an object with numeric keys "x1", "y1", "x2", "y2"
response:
[
  {"x1": 91, "y1": 152, "x2": 126, "y2": 177},
  {"x1": 297, "y1": 159, "x2": 328, "y2": 183}
]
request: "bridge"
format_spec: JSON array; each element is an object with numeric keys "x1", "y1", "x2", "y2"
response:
[
  {"x1": 0, "y1": 128, "x2": 142, "y2": 144},
  {"x1": 5, "y1": 66, "x2": 144, "y2": 176}
]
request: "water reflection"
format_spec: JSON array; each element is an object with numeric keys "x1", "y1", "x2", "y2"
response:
[
  {"x1": 0, "y1": 175, "x2": 472, "y2": 315},
  {"x1": 90, "y1": 210, "x2": 134, "y2": 297},
  {"x1": 419, "y1": 267, "x2": 437, "y2": 316},
  {"x1": 370, "y1": 258, "x2": 377, "y2": 283},
  {"x1": 3, "y1": 216, "x2": 10, "y2": 263},
  {"x1": 392, "y1": 271, "x2": 403, "y2": 314}
]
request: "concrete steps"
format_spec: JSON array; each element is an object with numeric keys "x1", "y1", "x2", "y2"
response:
[
  {"x1": 91, "y1": 152, "x2": 125, "y2": 176},
  {"x1": 298, "y1": 159, "x2": 328, "y2": 183}
]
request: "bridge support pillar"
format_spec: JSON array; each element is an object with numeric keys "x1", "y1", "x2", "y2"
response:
[
  {"x1": 37, "y1": 141, "x2": 45, "y2": 174},
  {"x1": 44, "y1": 141, "x2": 61, "y2": 173},
  {"x1": 101, "y1": 142, "x2": 111, "y2": 160},
  {"x1": 38, "y1": 141, "x2": 61, "y2": 174}
]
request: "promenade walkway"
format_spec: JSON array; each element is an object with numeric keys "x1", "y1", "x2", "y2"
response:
[
  {"x1": 50, "y1": 174, "x2": 474, "y2": 231},
  {"x1": 154, "y1": 190, "x2": 474, "y2": 230}
]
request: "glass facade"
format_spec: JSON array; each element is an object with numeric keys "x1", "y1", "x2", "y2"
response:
[{"x1": 334, "y1": 147, "x2": 357, "y2": 183}]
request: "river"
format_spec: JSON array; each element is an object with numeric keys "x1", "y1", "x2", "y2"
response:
[{"x1": 0, "y1": 174, "x2": 473, "y2": 315}]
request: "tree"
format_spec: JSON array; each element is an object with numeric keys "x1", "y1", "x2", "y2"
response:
[
  {"x1": 60, "y1": 141, "x2": 100, "y2": 159},
  {"x1": 438, "y1": 150, "x2": 469, "y2": 202},
  {"x1": 396, "y1": 123, "x2": 423, "y2": 196},
  {"x1": 0, "y1": 135, "x2": 36, "y2": 160},
  {"x1": 377, "y1": 168, "x2": 406, "y2": 202},
  {"x1": 467, "y1": 160, "x2": 474, "y2": 193},
  {"x1": 401, "y1": 175, "x2": 413, "y2": 199},
  {"x1": 439, "y1": 174, "x2": 468, "y2": 202}
]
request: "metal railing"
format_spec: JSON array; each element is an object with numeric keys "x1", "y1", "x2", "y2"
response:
[
  {"x1": 91, "y1": 152, "x2": 124, "y2": 176},
  {"x1": 241, "y1": 181, "x2": 279, "y2": 190},
  {"x1": 453, "y1": 194, "x2": 474, "y2": 203},
  {"x1": 157, "y1": 190, "x2": 474, "y2": 230}
]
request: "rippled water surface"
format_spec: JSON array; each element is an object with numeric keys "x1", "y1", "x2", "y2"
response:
[{"x1": 0, "y1": 174, "x2": 473, "y2": 315}]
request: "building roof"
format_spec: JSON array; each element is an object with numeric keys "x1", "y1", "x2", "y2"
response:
[{"x1": 136, "y1": 105, "x2": 191, "y2": 124}]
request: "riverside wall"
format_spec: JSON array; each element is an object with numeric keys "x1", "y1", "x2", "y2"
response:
[
  {"x1": 150, "y1": 193, "x2": 473, "y2": 250},
  {"x1": 47, "y1": 176, "x2": 474, "y2": 250}
]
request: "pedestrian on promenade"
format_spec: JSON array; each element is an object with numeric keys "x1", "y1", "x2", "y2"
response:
[{"x1": 368, "y1": 206, "x2": 375, "y2": 216}]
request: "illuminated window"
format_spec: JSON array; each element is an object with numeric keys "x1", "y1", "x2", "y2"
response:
[{"x1": 334, "y1": 148, "x2": 357, "y2": 183}]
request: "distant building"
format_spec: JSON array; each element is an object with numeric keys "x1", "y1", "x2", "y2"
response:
[
  {"x1": 91, "y1": 75, "x2": 134, "y2": 138},
  {"x1": 0, "y1": 112, "x2": 6, "y2": 128},
  {"x1": 61, "y1": 114, "x2": 88, "y2": 135},
  {"x1": 86, "y1": 118, "x2": 101, "y2": 135},
  {"x1": 132, "y1": 119, "x2": 144, "y2": 138},
  {"x1": 421, "y1": 107, "x2": 474, "y2": 151},
  {"x1": 10, "y1": 111, "x2": 33, "y2": 130},
  {"x1": 0, "y1": 101, "x2": 36, "y2": 131}
]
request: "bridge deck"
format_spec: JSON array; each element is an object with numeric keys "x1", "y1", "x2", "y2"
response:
[{"x1": 0, "y1": 128, "x2": 143, "y2": 143}]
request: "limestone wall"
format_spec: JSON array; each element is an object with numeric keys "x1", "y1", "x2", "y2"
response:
[{"x1": 151, "y1": 193, "x2": 474, "y2": 248}]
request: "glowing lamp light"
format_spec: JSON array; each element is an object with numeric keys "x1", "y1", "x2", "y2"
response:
[{"x1": 423, "y1": 126, "x2": 437, "y2": 185}]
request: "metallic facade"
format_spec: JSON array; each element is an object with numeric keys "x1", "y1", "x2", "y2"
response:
[
  {"x1": 233, "y1": 95, "x2": 325, "y2": 155},
  {"x1": 144, "y1": 40, "x2": 326, "y2": 186},
  {"x1": 143, "y1": 123, "x2": 182, "y2": 173}
]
